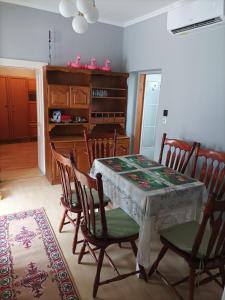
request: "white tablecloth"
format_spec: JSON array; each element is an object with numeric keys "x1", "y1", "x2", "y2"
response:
[{"x1": 91, "y1": 155, "x2": 207, "y2": 269}]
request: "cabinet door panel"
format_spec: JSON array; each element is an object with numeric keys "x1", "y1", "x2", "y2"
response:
[
  {"x1": 48, "y1": 85, "x2": 70, "y2": 108},
  {"x1": 70, "y1": 86, "x2": 90, "y2": 107},
  {"x1": 7, "y1": 78, "x2": 29, "y2": 139},
  {"x1": 116, "y1": 139, "x2": 130, "y2": 156},
  {"x1": 74, "y1": 141, "x2": 90, "y2": 173},
  {"x1": 0, "y1": 77, "x2": 10, "y2": 140}
]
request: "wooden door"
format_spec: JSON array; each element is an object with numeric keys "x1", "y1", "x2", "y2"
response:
[
  {"x1": 7, "y1": 77, "x2": 29, "y2": 139},
  {"x1": 48, "y1": 85, "x2": 70, "y2": 108},
  {"x1": 0, "y1": 77, "x2": 10, "y2": 141},
  {"x1": 28, "y1": 102, "x2": 37, "y2": 137},
  {"x1": 28, "y1": 79, "x2": 36, "y2": 91},
  {"x1": 70, "y1": 86, "x2": 90, "y2": 108}
]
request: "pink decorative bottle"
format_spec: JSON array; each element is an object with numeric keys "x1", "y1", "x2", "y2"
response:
[{"x1": 101, "y1": 58, "x2": 112, "y2": 71}]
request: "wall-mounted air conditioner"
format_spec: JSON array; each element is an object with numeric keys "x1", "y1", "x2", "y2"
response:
[{"x1": 167, "y1": 0, "x2": 225, "y2": 35}]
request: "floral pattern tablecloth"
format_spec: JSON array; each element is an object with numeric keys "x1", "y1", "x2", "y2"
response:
[{"x1": 91, "y1": 155, "x2": 207, "y2": 269}]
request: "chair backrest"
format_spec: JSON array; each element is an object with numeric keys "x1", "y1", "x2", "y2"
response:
[
  {"x1": 192, "y1": 194, "x2": 225, "y2": 260},
  {"x1": 50, "y1": 142, "x2": 79, "y2": 208},
  {"x1": 72, "y1": 163, "x2": 108, "y2": 238},
  {"x1": 192, "y1": 148, "x2": 225, "y2": 199},
  {"x1": 84, "y1": 129, "x2": 117, "y2": 168},
  {"x1": 159, "y1": 132, "x2": 198, "y2": 174}
]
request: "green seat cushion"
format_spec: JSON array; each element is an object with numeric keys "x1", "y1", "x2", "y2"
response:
[
  {"x1": 160, "y1": 221, "x2": 211, "y2": 259},
  {"x1": 71, "y1": 189, "x2": 110, "y2": 208},
  {"x1": 94, "y1": 208, "x2": 139, "y2": 239}
]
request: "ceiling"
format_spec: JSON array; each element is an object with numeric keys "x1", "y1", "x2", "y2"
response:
[{"x1": 0, "y1": 0, "x2": 185, "y2": 27}]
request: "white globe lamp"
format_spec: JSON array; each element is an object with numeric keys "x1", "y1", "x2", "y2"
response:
[
  {"x1": 85, "y1": 6, "x2": 99, "y2": 24},
  {"x1": 59, "y1": 0, "x2": 77, "y2": 18},
  {"x1": 72, "y1": 15, "x2": 88, "y2": 34},
  {"x1": 76, "y1": 0, "x2": 93, "y2": 15}
]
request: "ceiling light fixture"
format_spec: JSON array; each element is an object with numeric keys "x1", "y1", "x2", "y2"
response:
[{"x1": 58, "y1": 0, "x2": 99, "y2": 34}]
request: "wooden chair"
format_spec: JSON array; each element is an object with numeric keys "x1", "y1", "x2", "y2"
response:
[
  {"x1": 148, "y1": 193, "x2": 225, "y2": 300},
  {"x1": 71, "y1": 164, "x2": 147, "y2": 298},
  {"x1": 50, "y1": 143, "x2": 109, "y2": 254},
  {"x1": 159, "y1": 133, "x2": 198, "y2": 174},
  {"x1": 191, "y1": 148, "x2": 225, "y2": 198},
  {"x1": 84, "y1": 129, "x2": 117, "y2": 169}
]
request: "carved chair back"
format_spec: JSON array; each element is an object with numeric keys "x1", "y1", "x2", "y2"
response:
[
  {"x1": 72, "y1": 164, "x2": 107, "y2": 238},
  {"x1": 191, "y1": 195, "x2": 225, "y2": 261},
  {"x1": 84, "y1": 129, "x2": 117, "y2": 168},
  {"x1": 192, "y1": 148, "x2": 225, "y2": 199},
  {"x1": 159, "y1": 133, "x2": 197, "y2": 174},
  {"x1": 50, "y1": 143, "x2": 79, "y2": 209}
]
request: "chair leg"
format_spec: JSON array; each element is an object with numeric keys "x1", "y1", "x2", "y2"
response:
[
  {"x1": 59, "y1": 209, "x2": 68, "y2": 233},
  {"x1": 72, "y1": 212, "x2": 81, "y2": 254},
  {"x1": 219, "y1": 265, "x2": 225, "y2": 286},
  {"x1": 78, "y1": 241, "x2": 86, "y2": 264},
  {"x1": 130, "y1": 240, "x2": 137, "y2": 256},
  {"x1": 148, "y1": 245, "x2": 168, "y2": 278},
  {"x1": 189, "y1": 267, "x2": 195, "y2": 300},
  {"x1": 93, "y1": 248, "x2": 105, "y2": 298}
]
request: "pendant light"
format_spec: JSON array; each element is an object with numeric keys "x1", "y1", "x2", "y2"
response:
[{"x1": 58, "y1": 0, "x2": 99, "y2": 33}]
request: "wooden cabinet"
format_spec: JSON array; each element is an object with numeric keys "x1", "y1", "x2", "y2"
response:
[
  {"x1": 48, "y1": 85, "x2": 70, "y2": 108},
  {"x1": 44, "y1": 66, "x2": 130, "y2": 184},
  {"x1": 70, "y1": 86, "x2": 90, "y2": 107},
  {"x1": 0, "y1": 77, "x2": 10, "y2": 141},
  {"x1": 48, "y1": 84, "x2": 90, "y2": 109}
]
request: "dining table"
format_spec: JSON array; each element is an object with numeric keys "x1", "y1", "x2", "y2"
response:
[{"x1": 90, "y1": 154, "x2": 207, "y2": 270}]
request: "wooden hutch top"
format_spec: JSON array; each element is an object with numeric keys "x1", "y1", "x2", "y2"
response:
[{"x1": 43, "y1": 65, "x2": 130, "y2": 184}]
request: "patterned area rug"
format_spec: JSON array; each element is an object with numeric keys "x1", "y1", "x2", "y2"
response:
[{"x1": 0, "y1": 208, "x2": 80, "y2": 300}]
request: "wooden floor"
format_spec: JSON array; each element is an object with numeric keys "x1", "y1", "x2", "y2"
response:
[
  {"x1": 0, "y1": 173, "x2": 222, "y2": 299},
  {"x1": 0, "y1": 141, "x2": 38, "y2": 171}
]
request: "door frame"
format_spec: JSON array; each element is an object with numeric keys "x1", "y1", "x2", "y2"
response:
[
  {"x1": 0, "y1": 58, "x2": 47, "y2": 174},
  {"x1": 133, "y1": 74, "x2": 146, "y2": 154},
  {"x1": 133, "y1": 70, "x2": 162, "y2": 155}
]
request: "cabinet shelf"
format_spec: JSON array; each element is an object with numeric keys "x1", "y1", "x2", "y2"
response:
[
  {"x1": 92, "y1": 87, "x2": 126, "y2": 91},
  {"x1": 48, "y1": 122, "x2": 89, "y2": 132},
  {"x1": 92, "y1": 96, "x2": 126, "y2": 100}
]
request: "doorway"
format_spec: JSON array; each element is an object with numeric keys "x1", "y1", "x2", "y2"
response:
[
  {"x1": 0, "y1": 58, "x2": 47, "y2": 183},
  {"x1": 134, "y1": 72, "x2": 162, "y2": 159},
  {"x1": 0, "y1": 67, "x2": 39, "y2": 180}
]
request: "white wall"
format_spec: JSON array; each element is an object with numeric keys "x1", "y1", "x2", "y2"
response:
[
  {"x1": 0, "y1": 2, "x2": 124, "y2": 71},
  {"x1": 123, "y1": 14, "x2": 225, "y2": 157}
]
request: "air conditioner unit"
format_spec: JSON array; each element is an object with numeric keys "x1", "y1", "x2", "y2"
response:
[{"x1": 167, "y1": 0, "x2": 225, "y2": 35}]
